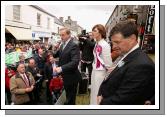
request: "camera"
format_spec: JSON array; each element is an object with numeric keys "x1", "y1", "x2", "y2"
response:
[{"x1": 79, "y1": 30, "x2": 89, "y2": 42}]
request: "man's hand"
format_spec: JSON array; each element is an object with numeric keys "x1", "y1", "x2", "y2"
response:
[
  {"x1": 8, "y1": 73, "x2": 12, "y2": 77},
  {"x1": 36, "y1": 73, "x2": 42, "y2": 77},
  {"x1": 97, "y1": 95, "x2": 103, "y2": 105},
  {"x1": 54, "y1": 67, "x2": 62, "y2": 73},
  {"x1": 25, "y1": 85, "x2": 34, "y2": 93}
]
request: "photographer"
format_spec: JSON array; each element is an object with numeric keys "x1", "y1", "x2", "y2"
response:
[{"x1": 79, "y1": 32, "x2": 95, "y2": 85}]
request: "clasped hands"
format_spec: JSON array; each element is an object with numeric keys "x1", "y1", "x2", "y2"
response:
[
  {"x1": 53, "y1": 66, "x2": 62, "y2": 74},
  {"x1": 25, "y1": 85, "x2": 34, "y2": 93}
]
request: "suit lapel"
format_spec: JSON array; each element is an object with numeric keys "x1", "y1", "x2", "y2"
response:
[
  {"x1": 104, "y1": 64, "x2": 122, "y2": 82},
  {"x1": 15, "y1": 72, "x2": 31, "y2": 87},
  {"x1": 123, "y1": 48, "x2": 140, "y2": 63},
  {"x1": 60, "y1": 39, "x2": 72, "y2": 57},
  {"x1": 103, "y1": 48, "x2": 141, "y2": 82}
]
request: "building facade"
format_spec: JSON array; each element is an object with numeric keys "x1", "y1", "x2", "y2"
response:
[
  {"x1": 5, "y1": 5, "x2": 64, "y2": 44},
  {"x1": 106, "y1": 5, "x2": 150, "y2": 39},
  {"x1": 105, "y1": 5, "x2": 155, "y2": 54},
  {"x1": 59, "y1": 16, "x2": 83, "y2": 37}
]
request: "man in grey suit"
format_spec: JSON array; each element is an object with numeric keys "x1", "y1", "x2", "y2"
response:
[
  {"x1": 97, "y1": 21, "x2": 155, "y2": 105},
  {"x1": 54, "y1": 28, "x2": 81, "y2": 105}
]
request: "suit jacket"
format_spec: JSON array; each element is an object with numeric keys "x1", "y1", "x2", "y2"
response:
[
  {"x1": 10, "y1": 72, "x2": 35, "y2": 104},
  {"x1": 26, "y1": 66, "x2": 39, "y2": 80},
  {"x1": 98, "y1": 48, "x2": 155, "y2": 105},
  {"x1": 79, "y1": 39, "x2": 95, "y2": 61},
  {"x1": 34, "y1": 54, "x2": 46, "y2": 71},
  {"x1": 54, "y1": 39, "x2": 82, "y2": 85},
  {"x1": 44, "y1": 62, "x2": 53, "y2": 81}
]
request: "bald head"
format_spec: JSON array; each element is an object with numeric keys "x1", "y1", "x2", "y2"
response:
[{"x1": 17, "y1": 63, "x2": 25, "y2": 74}]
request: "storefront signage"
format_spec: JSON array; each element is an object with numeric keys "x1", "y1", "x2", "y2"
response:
[{"x1": 145, "y1": 5, "x2": 155, "y2": 34}]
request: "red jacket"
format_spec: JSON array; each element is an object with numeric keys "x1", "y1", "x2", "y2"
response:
[
  {"x1": 5, "y1": 68, "x2": 15, "y2": 90},
  {"x1": 49, "y1": 76, "x2": 63, "y2": 93}
]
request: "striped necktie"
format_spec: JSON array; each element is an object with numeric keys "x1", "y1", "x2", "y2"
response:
[{"x1": 22, "y1": 74, "x2": 30, "y2": 87}]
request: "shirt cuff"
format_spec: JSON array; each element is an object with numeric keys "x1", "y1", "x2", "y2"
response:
[{"x1": 60, "y1": 67, "x2": 63, "y2": 73}]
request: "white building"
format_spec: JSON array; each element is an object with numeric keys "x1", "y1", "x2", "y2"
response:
[
  {"x1": 49, "y1": 16, "x2": 65, "y2": 44},
  {"x1": 5, "y1": 5, "x2": 63, "y2": 44}
]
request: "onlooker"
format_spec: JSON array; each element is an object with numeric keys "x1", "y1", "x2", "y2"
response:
[
  {"x1": 44, "y1": 55, "x2": 57, "y2": 104},
  {"x1": 34, "y1": 48, "x2": 46, "y2": 75},
  {"x1": 10, "y1": 63, "x2": 35, "y2": 105},
  {"x1": 26, "y1": 58, "x2": 41, "y2": 104},
  {"x1": 5, "y1": 65, "x2": 15, "y2": 105}
]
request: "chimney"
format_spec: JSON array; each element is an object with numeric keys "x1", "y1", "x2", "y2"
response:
[
  {"x1": 59, "y1": 17, "x2": 64, "y2": 22},
  {"x1": 68, "y1": 16, "x2": 71, "y2": 20}
]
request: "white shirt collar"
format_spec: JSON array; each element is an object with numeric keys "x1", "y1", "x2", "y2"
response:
[
  {"x1": 120, "y1": 43, "x2": 139, "y2": 62},
  {"x1": 64, "y1": 38, "x2": 71, "y2": 47}
]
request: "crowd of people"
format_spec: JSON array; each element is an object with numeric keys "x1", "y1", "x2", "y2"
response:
[{"x1": 5, "y1": 21, "x2": 155, "y2": 105}]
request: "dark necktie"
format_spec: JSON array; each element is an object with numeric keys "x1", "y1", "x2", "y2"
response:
[
  {"x1": 60, "y1": 42, "x2": 65, "y2": 53},
  {"x1": 62, "y1": 41, "x2": 66, "y2": 50}
]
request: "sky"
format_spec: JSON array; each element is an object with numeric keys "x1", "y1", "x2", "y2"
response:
[{"x1": 38, "y1": 5, "x2": 116, "y2": 32}]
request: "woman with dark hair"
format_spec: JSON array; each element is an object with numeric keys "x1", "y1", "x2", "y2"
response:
[{"x1": 90, "y1": 24, "x2": 112, "y2": 105}]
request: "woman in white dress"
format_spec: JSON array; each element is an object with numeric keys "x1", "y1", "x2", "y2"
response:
[{"x1": 90, "y1": 24, "x2": 112, "y2": 105}]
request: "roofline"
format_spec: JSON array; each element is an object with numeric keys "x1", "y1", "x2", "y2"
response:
[
  {"x1": 54, "y1": 18, "x2": 65, "y2": 26},
  {"x1": 31, "y1": 5, "x2": 64, "y2": 26},
  {"x1": 105, "y1": 5, "x2": 118, "y2": 27},
  {"x1": 30, "y1": 5, "x2": 55, "y2": 18}
]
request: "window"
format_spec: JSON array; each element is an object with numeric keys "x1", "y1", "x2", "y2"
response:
[
  {"x1": 37, "y1": 13, "x2": 41, "y2": 26},
  {"x1": 116, "y1": 8, "x2": 118, "y2": 17},
  {"x1": 120, "y1": 6, "x2": 122, "y2": 12},
  {"x1": 47, "y1": 17, "x2": 50, "y2": 29},
  {"x1": 13, "y1": 5, "x2": 21, "y2": 20},
  {"x1": 58, "y1": 27, "x2": 59, "y2": 34}
]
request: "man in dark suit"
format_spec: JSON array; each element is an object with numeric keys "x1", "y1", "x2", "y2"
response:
[
  {"x1": 44, "y1": 54, "x2": 57, "y2": 104},
  {"x1": 34, "y1": 48, "x2": 46, "y2": 75},
  {"x1": 54, "y1": 28, "x2": 81, "y2": 105},
  {"x1": 97, "y1": 21, "x2": 155, "y2": 105},
  {"x1": 26, "y1": 58, "x2": 43, "y2": 104}
]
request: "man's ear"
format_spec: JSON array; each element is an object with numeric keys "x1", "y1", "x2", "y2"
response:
[{"x1": 129, "y1": 34, "x2": 137, "y2": 41}]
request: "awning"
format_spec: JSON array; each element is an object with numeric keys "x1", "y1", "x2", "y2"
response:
[{"x1": 5, "y1": 26, "x2": 40, "y2": 40}]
